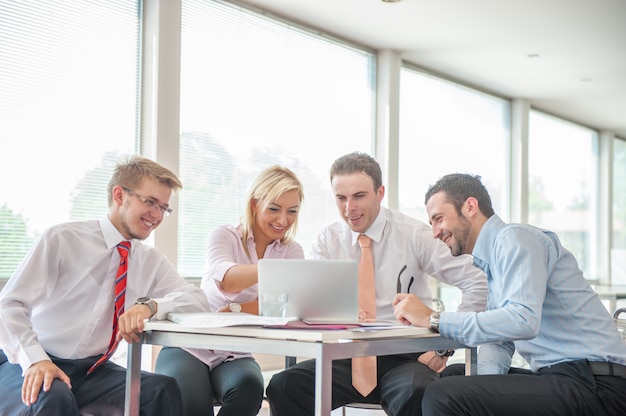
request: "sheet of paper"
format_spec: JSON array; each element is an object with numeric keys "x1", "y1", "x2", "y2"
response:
[
  {"x1": 264, "y1": 320, "x2": 361, "y2": 330},
  {"x1": 167, "y1": 312, "x2": 296, "y2": 328}
]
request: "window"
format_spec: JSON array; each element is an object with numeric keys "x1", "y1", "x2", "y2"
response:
[
  {"x1": 528, "y1": 111, "x2": 598, "y2": 279},
  {"x1": 613, "y1": 137, "x2": 626, "y2": 285},
  {"x1": 0, "y1": 0, "x2": 140, "y2": 279},
  {"x1": 398, "y1": 67, "x2": 510, "y2": 223},
  {"x1": 399, "y1": 67, "x2": 510, "y2": 311},
  {"x1": 178, "y1": 0, "x2": 375, "y2": 277}
]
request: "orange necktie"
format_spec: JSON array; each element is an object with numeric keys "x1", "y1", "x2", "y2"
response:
[
  {"x1": 352, "y1": 234, "x2": 377, "y2": 396},
  {"x1": 87, "y1": 241, "x2": 130, "y2": 375}
]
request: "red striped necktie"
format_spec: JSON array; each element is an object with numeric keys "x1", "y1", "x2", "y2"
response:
[{"x1": 87, "y1": 240, "x2": 130, "y2": 375}]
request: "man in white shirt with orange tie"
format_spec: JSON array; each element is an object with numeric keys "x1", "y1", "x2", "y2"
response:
[
  {"x1": 0, "y1": 156, "x2": 210, "y2": 415},
  {"x1": 266, "y1": 152, "x2": 488, "y2": 416}
]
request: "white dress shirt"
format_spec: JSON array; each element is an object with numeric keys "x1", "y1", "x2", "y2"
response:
[
  {"x1": 311, "y1": 207, "x2": 487, "y2": 320},
  {"x1": 0, "y1": 216, "x2": 210, "y2": 373}
]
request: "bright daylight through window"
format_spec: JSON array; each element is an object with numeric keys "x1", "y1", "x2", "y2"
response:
[
  {"x1": 613, "y1": 138, "x2": 626, "y2": 285},
  {"x1": 529, "y1": 111, "x2": 598, "y2": 280},
  {"x1": 0, "y1": 0, "x2": 139, "y2": 279},
  {"x1": 177, "y1": 0, "x2": 375, "y2": 277},
  {"x1": 399, "y1": 67, "x2": 510, "y2": 312}
]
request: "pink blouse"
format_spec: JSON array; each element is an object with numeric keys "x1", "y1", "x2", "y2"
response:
[{"x1": 186, "y1": 224, "x2": 304, "y2": 368}]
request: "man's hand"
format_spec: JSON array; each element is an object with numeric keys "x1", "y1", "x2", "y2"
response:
[
  {"x1": 392, "y1": 293, "x2": 433, "y2": 327},
  {"x1": 22, "y1": 360, "x2": 71, "y2": 406},
  {"x1": 358, "y1": 308, "x2": 374, "y2": 322},
  {"x1": 418, "y1": 351, "x2": 449, "y2": 373},
  {"x1": 117, "y1": 304, "x2": 153, "y2": 343}
]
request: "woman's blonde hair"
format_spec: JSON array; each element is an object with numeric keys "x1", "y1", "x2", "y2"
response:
[{"x1": 240, "y1": 165, "x2": 304, "y2": 258}]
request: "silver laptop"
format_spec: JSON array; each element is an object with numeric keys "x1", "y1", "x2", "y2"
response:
[{"x1": 258, "y1": 259, "x2": 359, "y2": 323}]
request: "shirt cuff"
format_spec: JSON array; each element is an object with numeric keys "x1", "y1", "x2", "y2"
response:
[
  {"x1": 437, "y1": 310, "x2": 467, "y2": 340},
  {"x1": 152, "y1": 296, "x2": 174, "y2": 320},
  {"x1": 19, "y1": 344, "x2": 50, "y2": 375}
]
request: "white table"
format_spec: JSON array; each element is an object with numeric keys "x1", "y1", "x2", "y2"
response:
[{"x1": 124, "y1": 320, "x2": 477, "y2": 416}]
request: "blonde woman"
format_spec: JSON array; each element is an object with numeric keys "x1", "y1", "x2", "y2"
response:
[{"x1": 155, "y1": 165, "x2": 304, "y2": 416}]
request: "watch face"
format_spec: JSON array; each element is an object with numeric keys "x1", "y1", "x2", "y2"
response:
[
  {"x1": 136, "y1": 296, "x2": 151, "y2": 303},
  {"x1": 229, "y1": 303, "x2": 242, "y2": 313}
]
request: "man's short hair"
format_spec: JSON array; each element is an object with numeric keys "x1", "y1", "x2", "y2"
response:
[
  {"x1": 330, "y1": 152, "x2": 383, "y2": 191},
  {"x1": 425, "y1": 173, "x2": 495, "y2": 218},
  {"x1": 107, "y1": 156, "x2": 182, "y2": 206}
]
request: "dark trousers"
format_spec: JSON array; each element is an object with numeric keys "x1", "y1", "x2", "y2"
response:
[
  {"x1": 154, "y1": 347, "x2": 264, "y2": 416},
  {"x1": 0, "y1": 350, "x2": 183, "y2": 416},
  {"x1": 423, "y1": 362, "x2": 626, "y2": 416},
  {"x1": 266, "y1": 353, "x2": 437, "y2": 416}
]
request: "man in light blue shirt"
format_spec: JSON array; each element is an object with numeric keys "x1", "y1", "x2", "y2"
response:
[{"x1": 393, "y1": 173, "x2": 626, "y2": 415}]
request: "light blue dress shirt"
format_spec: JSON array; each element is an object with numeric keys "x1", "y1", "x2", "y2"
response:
[{"x1": 440, "y1": 215, "x2": 626, "y2": 374}]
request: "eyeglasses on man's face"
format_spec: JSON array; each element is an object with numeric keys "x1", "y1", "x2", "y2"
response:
[{"x1": 122, "y1": 187, "x2": 173, "y2": 217}]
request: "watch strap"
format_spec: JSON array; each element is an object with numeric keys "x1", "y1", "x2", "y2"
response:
[
  {"x1": 135, "y1": 297, "x2": 157, "y2": 318},
  {"x1": 429, "y1": 311, "x2": 441, "y2": 332},
  {"x1": 435, "y1": 349, "x2": 455, "y2": 357}
]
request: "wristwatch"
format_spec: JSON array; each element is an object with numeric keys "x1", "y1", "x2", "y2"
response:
[
  {"x1": 229, "y1": 303, "x2": 242, "y2": 313},
  {"x1": 435, "y1": 349, "x2": 455, "y2": 357},
  {"x1": 135, "y1": 297, "x2": 157, "y2": 318},
  {"x1": 429, "y1": 311, "x2": 441, "y2": 332}
]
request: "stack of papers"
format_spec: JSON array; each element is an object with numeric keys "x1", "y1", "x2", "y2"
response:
[
  {"x1": 167, "y1": 312, "x2": 295, "y2": 328},
  {"x1": 167, "y1": 312, "x2": 402, "y2": 331}
]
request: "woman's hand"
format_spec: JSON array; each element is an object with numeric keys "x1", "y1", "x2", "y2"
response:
[{"x1": 217, "y1": 300, "x2": 259, "y2": 314}]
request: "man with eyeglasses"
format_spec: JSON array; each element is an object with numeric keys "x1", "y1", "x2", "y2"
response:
[
  {"x1": 267, "y1": 152, "x2": 488, "y2": 416},
  {"x1": 0, "y1": 156, "x2": 210, "y2": 415}
]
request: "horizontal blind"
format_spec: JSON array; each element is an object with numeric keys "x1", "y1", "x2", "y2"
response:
[
  {"x1": 178, "y1": 0, "x2": 375, "y2": 277},
  {"x1": 0, "y1": 0, "x2": 140, "y2": 279}
]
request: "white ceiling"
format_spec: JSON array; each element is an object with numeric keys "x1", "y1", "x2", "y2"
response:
[{"x1": 235, "y1": 0, "x2": 626, "y2": 138}]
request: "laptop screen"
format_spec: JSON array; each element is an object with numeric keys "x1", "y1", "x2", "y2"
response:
[{"x1": 257, "y1": 259, "x2": 359, "y2": 322}]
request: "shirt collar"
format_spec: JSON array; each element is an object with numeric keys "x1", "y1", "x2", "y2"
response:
[
  {"x1": 351, "y1": 206, "x2": 387, "y2": 247},
  {"x1": 471, "y1": 214, "x2": 505, "y2": 275},
  {"x1": 247, "y1": 228, "x2": 284, "y2": 253},
  {"x1": 100, "y1": 215, "x2": 135, "y2": 252}
]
